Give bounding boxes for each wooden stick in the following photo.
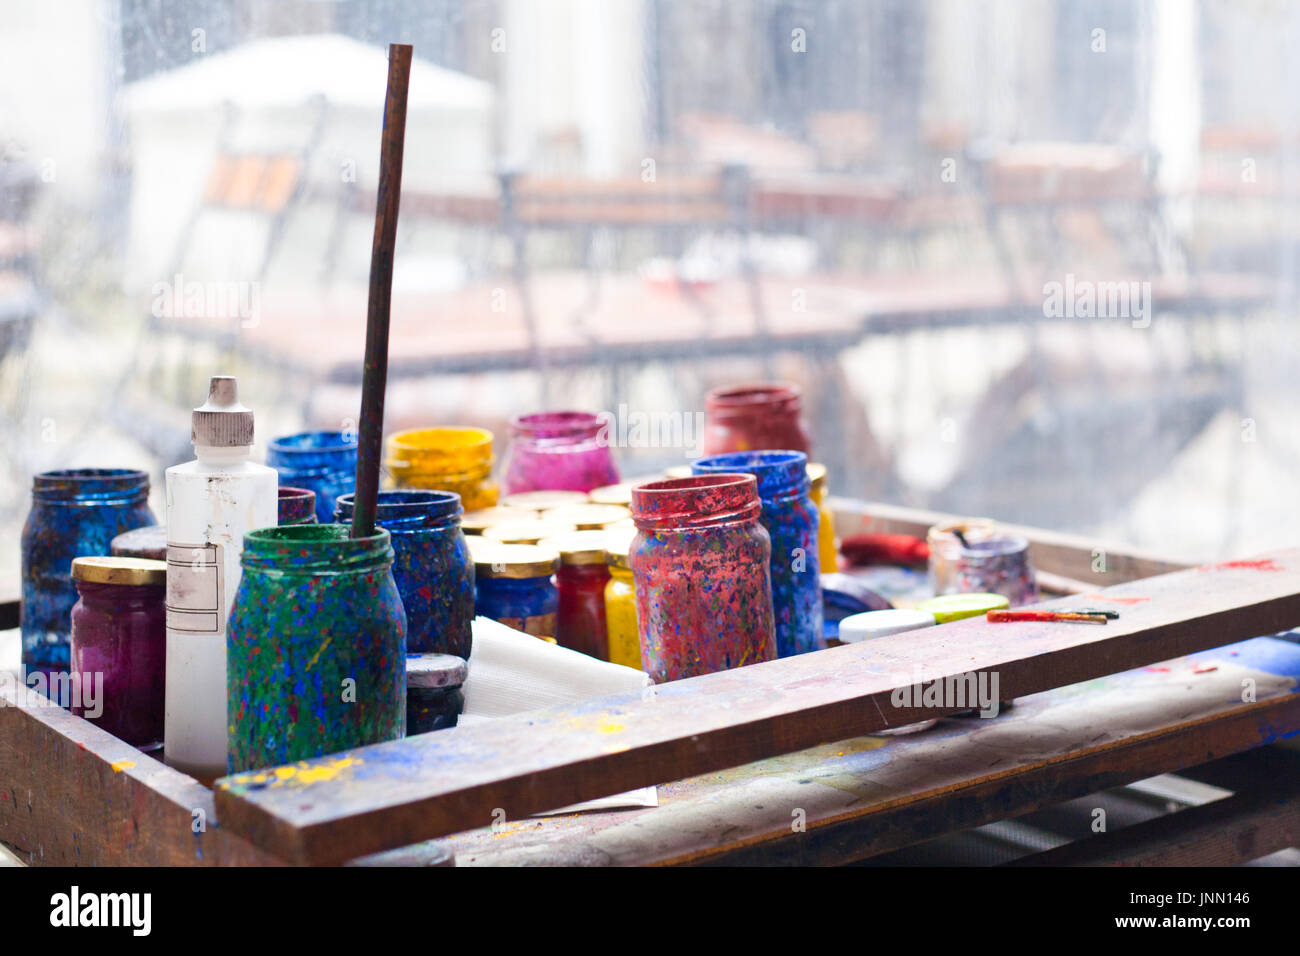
[351,43,412,539]
[213,549,1300,864]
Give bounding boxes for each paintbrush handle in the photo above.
[352,43,413,540]
[986,610,1109,624]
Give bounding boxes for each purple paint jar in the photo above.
[630,474,775,683]
[69,556,167,748]
[277,486,318,525]
[500,411,620,496]
[955,535,1038,607]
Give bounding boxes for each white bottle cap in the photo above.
[838,608,937,643]
[192,375,254,447]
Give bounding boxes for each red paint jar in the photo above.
[539,531,611,660]
[703,383,811,457]
[630,474,775,683]
[68,556,167,748]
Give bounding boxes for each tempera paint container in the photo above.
[276,486,317,525]
[692,450,823,657]
[630,474,776,682]
[21,468,156,674]
[335,490,474,658]
[955,535,1038,607]
[110,523,168,562]
[501,411,621,496]
[470,541,560,639]
[385,427,498,510]
[917,592,1010,623]
[227,524,406,772]
[702,383,811,457]
[266,430,358,524]
[926,518,996,596]
[807,463,838,572]
[538,531,610,660]
[603,529,641,669]
[69,556,167,748]
[406,653,467,735]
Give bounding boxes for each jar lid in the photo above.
[537,530,610,565]
[499,490,588,511]
[587,481,649,506]
[807,462,828,492]
[71,555,167,586]
[192,375,254,447]
[482,519,577,545]
[838,609,936,643]
[662,465,693,480]
[460,505,537,534]
[110,524,168,561]
[469,540,560,578]
[406,653,468,689]
[916,592,1010,623]
[540,503,631,529]
[604,527,637,569]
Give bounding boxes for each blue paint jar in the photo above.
[335,490,475,658]
[406,653,467,734]
[469,541,559,639]
[21,469,156,674]
[692,450,823,657]
[267,430,358,524]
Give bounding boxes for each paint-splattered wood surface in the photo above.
[406,638,1300,866]
[214,549,1300,865]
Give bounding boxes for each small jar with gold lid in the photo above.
[540,503,631,530]
[481,518,577,545]
[68,556,167,748]
[459,505,536,535]
[602,528,642,670]
[806,463,837,572]
[470,541,560,639]
[499,489,588,512]
[538,530,610,659]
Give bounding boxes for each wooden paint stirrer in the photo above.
[352,43,413,539]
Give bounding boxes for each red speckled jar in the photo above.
[629,475,775,683]
[702,384,811,457]
[539,531,610,659]
[501,411,621,495]
[69,557,167,748]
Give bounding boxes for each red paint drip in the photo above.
[1193,664,1218,674]
[1085,594,1150,605]
[1214,559,1283,572]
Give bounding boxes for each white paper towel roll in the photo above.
[461,617,658,813]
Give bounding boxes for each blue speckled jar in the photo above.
[21,469,156,674]
[471,543,559,639]
[692,450,823,657]
[335,490,474,658]
[267,430,358,524]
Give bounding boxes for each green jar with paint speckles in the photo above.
[226,524,406,773]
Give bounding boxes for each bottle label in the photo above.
[496,613,557,640]
[166,542,224,634]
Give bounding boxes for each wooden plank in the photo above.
[0,681,281,866]
[1011,746,1300,867]
[430,640,1300,866]
[214,548,1300,865]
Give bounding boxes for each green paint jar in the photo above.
[227,524,406,773]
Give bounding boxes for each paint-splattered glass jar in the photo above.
[500,411,621,496]
[226,524,406,773]
[469,541,559,639]
[702,383,811,457]
[266,430,357,524]
[955,535,1038,608]
[276,486,317,525]
[385,427,498,511]
[538,531,610,660]
[21,468,156,675]
[630,474,775,682]
[69,556,167,748]
[693,450,824,657]
[603,530,641,669]
[335,490,474,658]
[406,653,467,735]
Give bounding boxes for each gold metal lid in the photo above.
[540,503,631,530]
[604,527,637,570]
[460,505,536,534]
[71,555,167,586]
[806,462,828,492]
[482,519,577,545]
[662,465,693,480]
[537,530,610,565]
[587,476,661,506]
[499,490,588,512]
[470,541,560,578]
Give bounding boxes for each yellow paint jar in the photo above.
[603,530,641,670]
[384,427,498,510]
[807,463,837,572]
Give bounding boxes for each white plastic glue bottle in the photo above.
[164,375,277,783]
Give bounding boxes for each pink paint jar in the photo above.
[68,556,167,748]
[702,383,811,457]
[501,411,621,495]
[630,474,775,683]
